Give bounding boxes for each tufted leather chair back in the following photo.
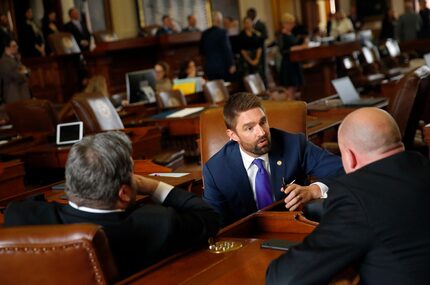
[71,92,124,134]
[0,224,119,285]
[200,100,307,165]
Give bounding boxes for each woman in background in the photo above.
[278,13,308,99]
[41,10,59,55]
[178,59,198,79]
[154,61,172,93]
[380,8,397,40]
[238,17,264,78]
[20,8,45,57]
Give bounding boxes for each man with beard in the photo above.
[202,93,343,225]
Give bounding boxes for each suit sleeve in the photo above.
[221,30,234,67]
[266,184,372,285]
[300,135,344,181]
[162,187,221,246]
[202,163,230,226]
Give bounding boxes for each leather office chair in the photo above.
[156,90,187,109]
[0,224,119,285]
[243,73,267,96]
[339,56,384,88]
[243,73,289,100]
[71,92,162,159]
[203,80,229,104]
[200,100,307,165]
[5,99,59,137]
[388,69,422,140]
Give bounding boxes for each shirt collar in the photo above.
[239,145,269,170]
[68,201,124,213]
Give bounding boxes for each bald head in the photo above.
[212,11,223,27]
[338,108,404,172]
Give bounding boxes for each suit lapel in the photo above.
[228,143,258,212]
[269,136,287,201]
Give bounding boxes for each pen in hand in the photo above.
[281,177,296,191]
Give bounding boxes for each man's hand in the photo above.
[282,184,322,211]
[133,174,159,196]
[229,65,236,74]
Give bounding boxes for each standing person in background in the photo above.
[0,39,31,104]
[182,15,200,33]
[380,8,397,40]
[418,0,430,38]
[396,1,422,42]
[246,8,268,86]
[326,13,334,36]
[200,11,236,81]
[20,8,45,57]
[0,14,12,55]
[238,17,263,78]
[154,61,172,93]
[41,10,59,55]
[63,7,91,52]
[278,13,308,100]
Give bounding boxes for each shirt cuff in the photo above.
[311,182,329,199]
[152,181,174,203]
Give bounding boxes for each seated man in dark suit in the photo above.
[203,93,343,225]
[156,15,179,36]
[5,131,220,278]
[266,108,430,285]
[63,7,91,51]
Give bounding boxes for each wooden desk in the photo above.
[291,41,361,101]
[0,160,26,200]
[119,210,315,285]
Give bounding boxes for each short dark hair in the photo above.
[65,131,133,209]
[68,7,77,17]
[162,14,170,22]
[223,92,263,130]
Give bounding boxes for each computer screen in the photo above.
[56,122,83,145]
[125,69,157,104]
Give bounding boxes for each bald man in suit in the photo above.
[267,108,430,285]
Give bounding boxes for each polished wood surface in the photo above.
[290,41,361,62]
[119,210,315,285]
[291,41,361,101]
[0,160,26,200]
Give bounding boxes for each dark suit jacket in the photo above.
[267,151,430,285]
[0,54,31,103]
[254,19,268,41]
[63,21,91,51]
[203,128,343,225]
[5,188,220,278]
[200,26,235,81]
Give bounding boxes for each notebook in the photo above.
[56,122,83,145]
[331,77,386,106]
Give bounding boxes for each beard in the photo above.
[241,133,272,156]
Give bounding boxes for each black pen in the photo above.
[281,177,296,191]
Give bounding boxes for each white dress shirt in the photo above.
[68,181,174,213]
[238,147,329,201]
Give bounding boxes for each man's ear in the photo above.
[343,147,358,173]
[226,128,239,142]
[118,185,132,204]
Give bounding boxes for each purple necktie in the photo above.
[253,159,273,209]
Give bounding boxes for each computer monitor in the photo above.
[56,121,83,145]
[125,69,157,104]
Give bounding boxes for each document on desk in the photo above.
[166,107,205,118]
[149,173,189,177]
